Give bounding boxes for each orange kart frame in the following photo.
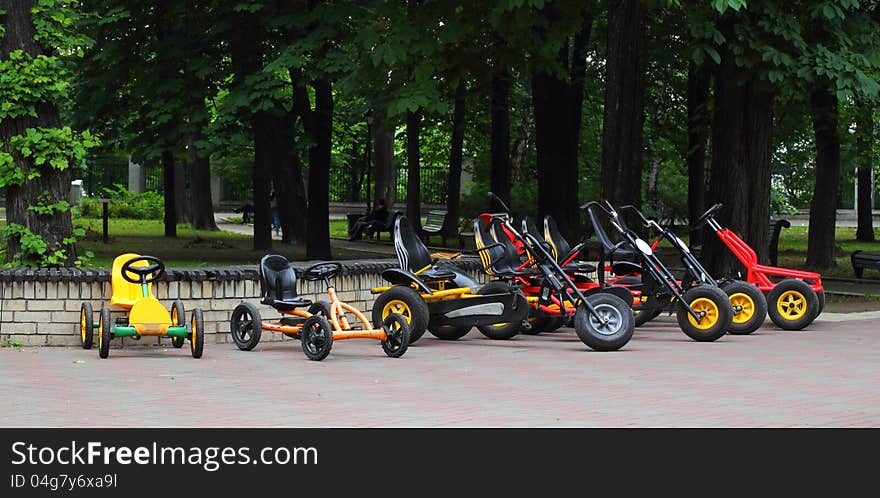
[230,257,410,361]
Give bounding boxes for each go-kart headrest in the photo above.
[543,215,572,263]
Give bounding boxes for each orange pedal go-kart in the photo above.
[79,254,204,359]
[229,256,410,361]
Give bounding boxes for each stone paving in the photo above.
[1,312,877,427]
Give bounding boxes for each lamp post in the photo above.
[364,108,373,213]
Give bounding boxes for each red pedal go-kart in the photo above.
[698,203,824,330]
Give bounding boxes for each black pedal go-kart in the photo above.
[616,205,767,335]
[584,201,734,342]
[370,215,529,343]
[479,193,634,351]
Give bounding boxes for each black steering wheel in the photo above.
[302,261,342,282]
[120,255,166,284]
[698,203,723,225]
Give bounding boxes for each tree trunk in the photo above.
[251,112,274,250]
[162,151,177,238]
[600,0,647,211]
[806,84,841,268]
[0,0,76,264]
[443,78,467,239]
[174,157,189,224]
[702,16,774,276]
[304,80,333,259]
[855,100,875,242]
[490,64,511,205]
[268,112,307,244]
[531,10,593,242]
[406,109,422,232]
[373,116,396,208]
[187,134,218,231]
[687,62,710,249]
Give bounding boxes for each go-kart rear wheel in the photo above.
[815,289,825,317]
[301,315,333,361]
[381,313,410,358]
[475,282,524,340]
[98,306,112,359]
[721,280,767,335]
[170,300,186,348]
[767,278,819,331]
[190,309,204,359]
[676,285,733,342]
[230,302,262,351]
[428,324,471,340]
[372,286,429,344]
[80,302,93,349]
[532,313,568,333]
[574,293,634,351]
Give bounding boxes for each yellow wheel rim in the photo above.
[383,300,412,324]
[171,307,179,326]
[98,316,103,348]
[687,297,720,330]
[191,315,198,345]
[776,290,807,320]
[730,293,755,324]
[80,309,87,343]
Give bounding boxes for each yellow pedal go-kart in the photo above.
[79,254,204,359]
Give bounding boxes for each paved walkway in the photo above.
[2,313,877,427]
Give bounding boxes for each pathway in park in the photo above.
[1,313,877,427]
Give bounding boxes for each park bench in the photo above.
[851,251,880,278]
[370,210,401,241]
[420,210,450,246]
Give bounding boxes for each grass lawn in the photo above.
[74,217,385,268]
[775,226,880,278]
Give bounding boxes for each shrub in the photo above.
[76,184,164,219]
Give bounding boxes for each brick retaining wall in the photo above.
[0,259,487,348]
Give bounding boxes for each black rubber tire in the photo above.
[170,300,186,348]
[301,315,334,361]
[721,280,767,335]
[372,286,430,344]
[633,295,664,328]
[428,324,472,340]
[573,293,635,351]
[190,308,204,359]
[767,278,819,331]
[230,302,262,350]
[80,302,93,349]
[475,281,524,340]
[520,313,541,335]
[381,313,411,358]
[98,306,112,359]
[815,289,825,317]
[676,285,733,342]
[308,301,331,317]
[532,314,568,333]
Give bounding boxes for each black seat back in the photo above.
[543,215,572,263]
[474,217,520,276]
[260,254,299,304]
[586,206,619,255]
[521,216,541,238]
[394,215,432,272]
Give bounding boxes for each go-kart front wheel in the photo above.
[301,315,334,361]
[230,302,262,351]
[381,313,411,358]
[721,280,767,335]
[676,285,733,342]
[80,302,93,349]
[427,324,471,340]
[190,309,204,359]
[170,300,186,348]
[98,306,112,359]
[574,293,634,351]
[767,278,819,331]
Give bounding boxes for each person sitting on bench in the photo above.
[349,199,389,241]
